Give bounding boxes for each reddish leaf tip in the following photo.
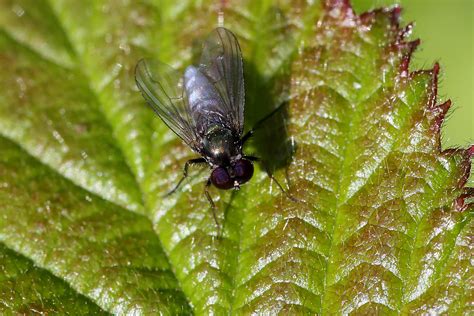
[399,22,414,40]
[429,63,440,108]
[431,100,452,134]
[454,196,471,212]
[439,99,452,112]
[468,145,474,157]
[455,147,474,190]
[432,62,441,75]
[359,6,401,27]
[399,39,420,76]
[409,63,442,106]
[410,38,421,49]
[455,187,474,212]
[389,5,402,25]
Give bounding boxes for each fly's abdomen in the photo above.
[184,66,221,130]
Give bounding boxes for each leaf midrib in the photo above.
[0,1,188,312]
[0,24,144,214]
[44,0,147,213]
[43,0,194,309]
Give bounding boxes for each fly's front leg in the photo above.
[244,155,299,202]
[241,103,287,147]
[204,178,221,235]
[164,157,207,197]
[244,155,259,162]
[241,129,254,146]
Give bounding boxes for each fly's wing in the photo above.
[198,27,245,136]
[135,59,199,150]
[184,65,228,136]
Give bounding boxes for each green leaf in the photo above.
[0,243,108,314]
[0,0,472,314]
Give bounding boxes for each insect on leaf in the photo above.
[0,0,472,315]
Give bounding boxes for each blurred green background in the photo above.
[353,0,473,149]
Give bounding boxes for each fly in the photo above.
[135,27,292,229]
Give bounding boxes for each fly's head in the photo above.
[210,158,254,190]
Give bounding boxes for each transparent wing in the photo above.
[135,59,199,150]
[184,65,230,136]
[198,27,245,136]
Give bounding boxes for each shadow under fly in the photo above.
[243,59,295,178]
[135,27,296,232]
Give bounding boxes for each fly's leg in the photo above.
[204,178,216,209]
[241,103,286,146]
[164,157,207,197]
[204,178,221,236]
[243,155,259,162]
[241,129,254,146]
[244,155,299,202]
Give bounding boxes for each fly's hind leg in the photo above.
[204,178,221,236]
[241,103,287,147]
[244,155,299,202]
[164,157,207,197]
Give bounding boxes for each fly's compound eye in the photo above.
[211,167,234,190]
[234,159,254,185]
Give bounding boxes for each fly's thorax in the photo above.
[201,125,241,165]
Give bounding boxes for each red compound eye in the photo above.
[210,167,234,190]
[233,159,254,185]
